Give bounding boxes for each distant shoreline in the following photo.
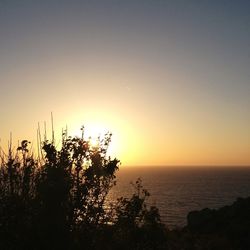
[120,165,250,169]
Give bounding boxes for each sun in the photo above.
[88,137,99,148]
[67,115,134,165]
[71,122,112,149]
[83,124,109,139]
[83,123,116,154]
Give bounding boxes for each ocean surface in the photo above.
[107,166,250,228]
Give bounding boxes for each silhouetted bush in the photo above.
[112,178,167,250]
[0,129,167,250]
[1,128,249,250]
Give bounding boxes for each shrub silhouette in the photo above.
[0,129,167,250]
[112,178,167,250]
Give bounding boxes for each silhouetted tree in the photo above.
[35,131,119,249]
[0,128,167,250]
[112,178,167,250]
[0,140,38,249]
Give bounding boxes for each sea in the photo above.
[107,166,250,229]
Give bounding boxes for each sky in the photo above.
[0,0,249,166]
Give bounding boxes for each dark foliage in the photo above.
[166,197,250,250]
[185,197,250,250]
[0,132,167,250]
[1,129,248,250]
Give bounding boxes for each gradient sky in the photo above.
[0,0,249,166]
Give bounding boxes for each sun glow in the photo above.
[83,124,109,139]
[58,109,155,167]
[70,122,116,155]
[84,124,108,150]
